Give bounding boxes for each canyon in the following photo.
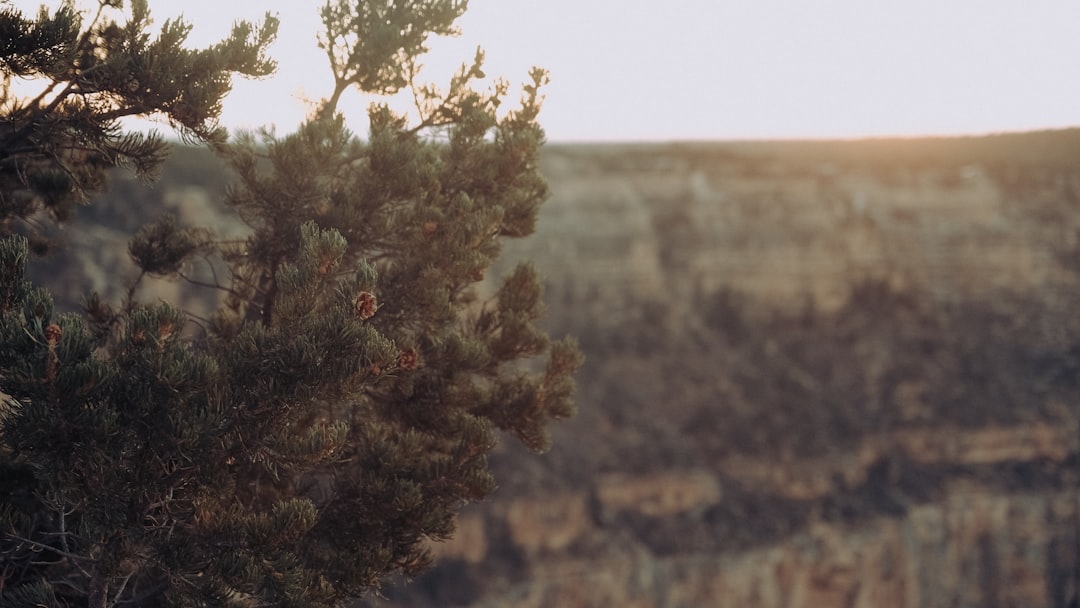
[387,134,1080,607]
[33,131,1080,607]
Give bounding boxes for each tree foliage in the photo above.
[0,1,579,606]
[0,0,277,251]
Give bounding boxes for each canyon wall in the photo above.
[380,136,1080,607]
[413,424,1080,608]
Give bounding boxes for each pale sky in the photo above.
[21,1,1080,141]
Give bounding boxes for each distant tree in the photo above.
[0,1,580,606]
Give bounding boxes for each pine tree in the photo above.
[0,1,580,606]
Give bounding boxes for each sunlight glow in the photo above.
[10,0,1080,141]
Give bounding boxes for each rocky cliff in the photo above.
[404,425,1079,608]
[380,134,1080,607]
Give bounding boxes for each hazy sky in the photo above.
[25,1,1080,141]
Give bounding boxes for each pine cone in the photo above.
[353,292,378,320]
[397,347,419,370]
[44,323,62,345]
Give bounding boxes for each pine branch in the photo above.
[5,533,91,565]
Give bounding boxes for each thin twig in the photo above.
[109,570,134,607]
[177,271,242,299]
[116,580,167,606]
[5,533,91,563]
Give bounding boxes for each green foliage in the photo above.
[0,0,277,250]
[0,2,578,607]
[129,213,212,276]
[319,0,467,102]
